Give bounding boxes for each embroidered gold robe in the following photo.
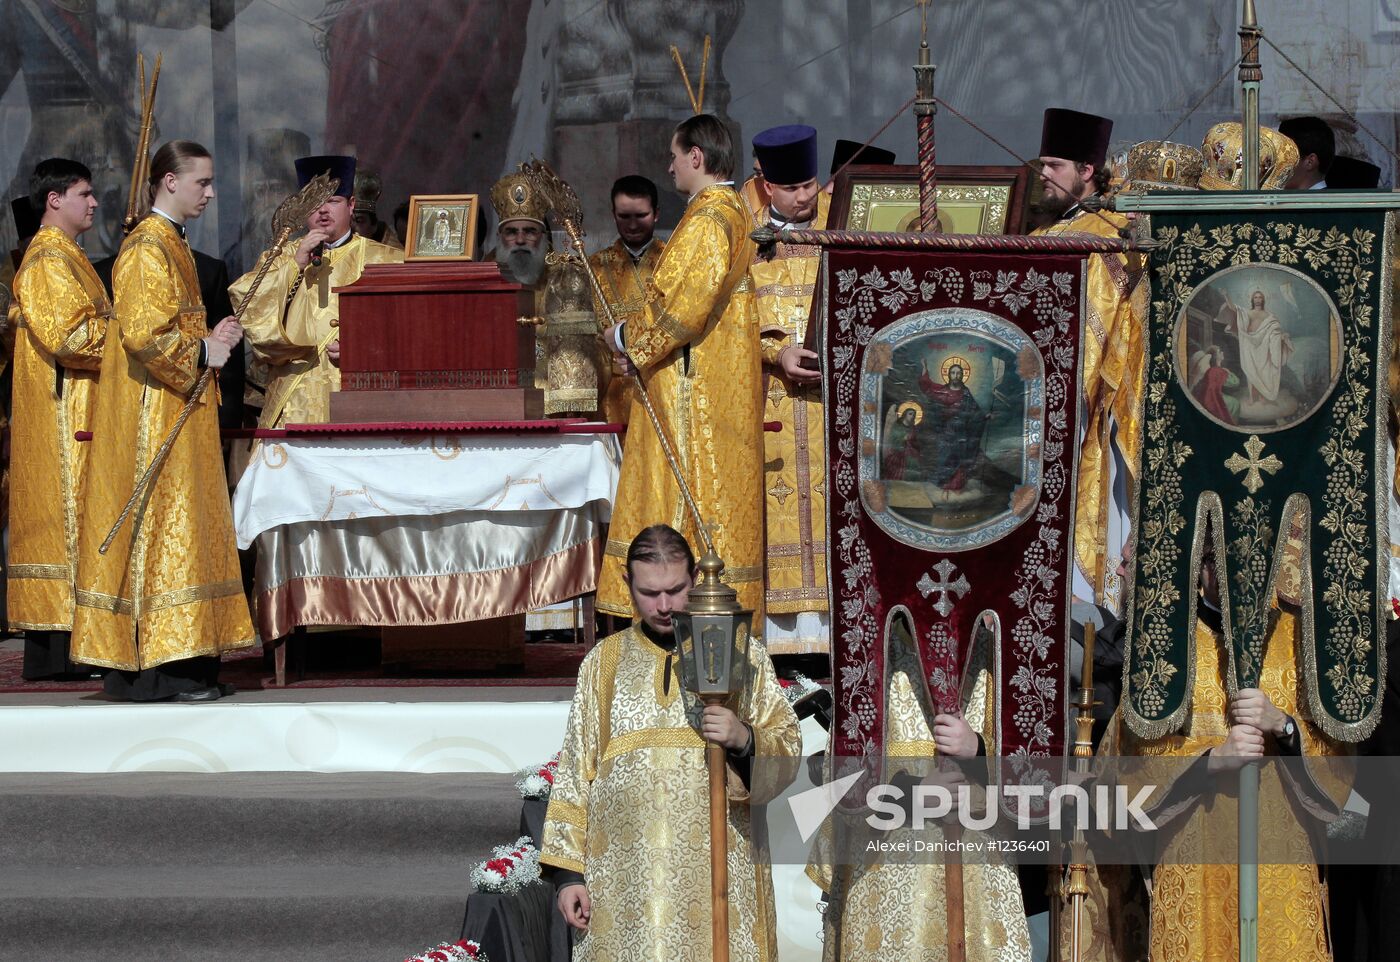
[1032,209,1146,610]
[588,237,666,427]
[1098,608,1350,962]
[753,193,831,654]
[809,630,1032,962]
[6,226,108,631]
[596,185,765,619]
[71,215,253,670]
[540,626,801,962]
[232,233,403,427]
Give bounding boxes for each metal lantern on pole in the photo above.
[671,548,754,962]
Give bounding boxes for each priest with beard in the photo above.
[491,172,551,292]
[1030,108,1147,616]
[490,171,604,417]
[491,172,561,402]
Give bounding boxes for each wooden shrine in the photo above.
[328,260,543,422]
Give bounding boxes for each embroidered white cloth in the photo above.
[233,433,622,549]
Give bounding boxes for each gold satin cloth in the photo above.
[752,194,831,653]
[588,237,666,427]
[6,227,109,631]
[72,214,253,670]
[809,631,1032,962]
[540,626,801,962]
[596,185,765,619]
[232,232,403,427]
[1070,609,1349,962]
[1033,209,1147,606]
[254,507,601,640]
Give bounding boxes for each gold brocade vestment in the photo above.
[752,193,831,654]
[232,233,403,427]
[540,627,801,962]
[1032,208,1146,609]
[587,237,666,426]
[71,215,253,670]
[1079,609,1348,962]
[809,632,1032,962]
[6,226,108,631]
[596,185,765,619]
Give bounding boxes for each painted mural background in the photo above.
[2,0,1397,273]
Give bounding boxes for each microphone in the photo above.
[311,240,325,268]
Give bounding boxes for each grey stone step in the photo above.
[0,772,521,866]
[0,772,527,962]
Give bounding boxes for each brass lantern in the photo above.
[671,550,754,702]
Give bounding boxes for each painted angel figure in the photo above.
[1189,345,1242,425]
[882,402,922,480]
[1218,289,1293,403]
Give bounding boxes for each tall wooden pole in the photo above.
[1237,5,1262,959]
[1239,0,1262,191]
[1067,624,1098,962]
[913,39,938,231]
[705,693,731,962]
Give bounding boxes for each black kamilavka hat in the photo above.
[1040,108,1114,168]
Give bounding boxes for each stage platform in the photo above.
[0,686,576,774]
[0,684,828,961]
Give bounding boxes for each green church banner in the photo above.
[1124,206,1394,742]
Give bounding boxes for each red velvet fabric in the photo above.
[822,249,1087,777]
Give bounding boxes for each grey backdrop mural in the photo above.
[1,0,1397,274]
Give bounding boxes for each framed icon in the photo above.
[405,194,480,261]
[828,164,1031,235]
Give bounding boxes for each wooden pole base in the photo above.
[705,694,730,962]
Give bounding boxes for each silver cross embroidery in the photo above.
[917,559,970,617]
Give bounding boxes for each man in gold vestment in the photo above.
[542,524,800,962]
[597,115,765,619]
[6,159,107,679]
[809,622,1032,962]
[750,125,832,656]
[233,155,403,427]
[73,141,253,702]
[1031,108,1146,615]
[1089,556,1349,962]
[588,175,666,427]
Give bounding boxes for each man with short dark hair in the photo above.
[596,115,766,623]
[587,175,665,426]
[7,158,107,679]
[1279,116,1335,190]
[542,523,799,962]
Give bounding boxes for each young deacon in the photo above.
[6,159,107,679]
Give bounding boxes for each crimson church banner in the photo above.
[1123,205,1395,742]
[822,249,1092,793]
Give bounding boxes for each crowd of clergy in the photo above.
[1,100,1394,961]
